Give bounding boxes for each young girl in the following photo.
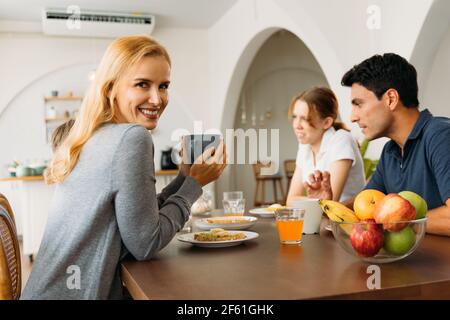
[21,35,226,300]
[51,119,75,151]
[286,87,365,204]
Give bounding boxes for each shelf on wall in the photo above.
[43,94,82,144]
[45,117,73,123]
[44,96,83,102]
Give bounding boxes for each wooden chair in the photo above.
[0,193,21,300]
[284,159,296,192]
[252,161,285,207]
[0,194,15,227]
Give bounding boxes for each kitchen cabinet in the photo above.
[155,169,178,193]
[0,179,24,236]
[0,177,54,259]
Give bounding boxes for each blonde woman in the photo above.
[21,36,226,300]
[286,87,365,205]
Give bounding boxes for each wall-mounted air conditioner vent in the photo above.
[42,8,155,38]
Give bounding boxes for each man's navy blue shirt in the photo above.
[366,109,450,210]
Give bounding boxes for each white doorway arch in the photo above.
[215,22,343,203]
[410,0,450,112]
[219,25,344,134]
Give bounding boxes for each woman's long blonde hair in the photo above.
[45,35,171,184]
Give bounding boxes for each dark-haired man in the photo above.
[306,53,450,236]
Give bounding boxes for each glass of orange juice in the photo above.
[275,208,305,244]
[223,198,245,216]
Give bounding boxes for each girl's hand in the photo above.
[303,170,333,200]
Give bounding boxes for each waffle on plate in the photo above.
[194,228,247,241]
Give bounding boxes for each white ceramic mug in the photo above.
[290,198,323,234]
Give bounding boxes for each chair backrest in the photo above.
[284,159,296,178]
[0,197,21,300]
[0,194,15,228]
[252,161,272,178]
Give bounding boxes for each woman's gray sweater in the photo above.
[21,123,202,299]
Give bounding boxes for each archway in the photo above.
[410,0,450,116]
[216,28,334,205]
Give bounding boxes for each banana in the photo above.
[319,200,359,223]
[324,207,343,223]
[319,200,359,236]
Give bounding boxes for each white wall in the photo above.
[0,33,109,118]
[280,0,432,68]
[0,33,108,172]
[0,63,95,170]
[422,26,450,117]
[409,0,450,104]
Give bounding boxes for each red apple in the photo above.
[373,194,416,232]
[350,219,384,257]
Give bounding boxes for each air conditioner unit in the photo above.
[42,8,155,38]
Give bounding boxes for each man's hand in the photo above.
[303,170,333,200]
[426,199,450,237]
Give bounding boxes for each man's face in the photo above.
[350,83,393,140]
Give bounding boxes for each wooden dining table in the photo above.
[121,210,450,300]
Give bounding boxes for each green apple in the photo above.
[398,191,428,219]
[384,226,416,255]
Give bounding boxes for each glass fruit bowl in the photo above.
[330,218,427,263]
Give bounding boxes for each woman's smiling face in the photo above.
[115,55,171,130]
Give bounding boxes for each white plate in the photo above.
[191,210,212,216]
[248,208,276,218]
[177,231,259,248]
[195,216,258,230]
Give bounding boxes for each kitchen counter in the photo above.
[0,176,54,256]
[0,170,178,182]
[0,176,44,182]
[155,169,178,176]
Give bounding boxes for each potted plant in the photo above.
[359,139,379,181]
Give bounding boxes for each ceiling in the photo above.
[0,0,238,28]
